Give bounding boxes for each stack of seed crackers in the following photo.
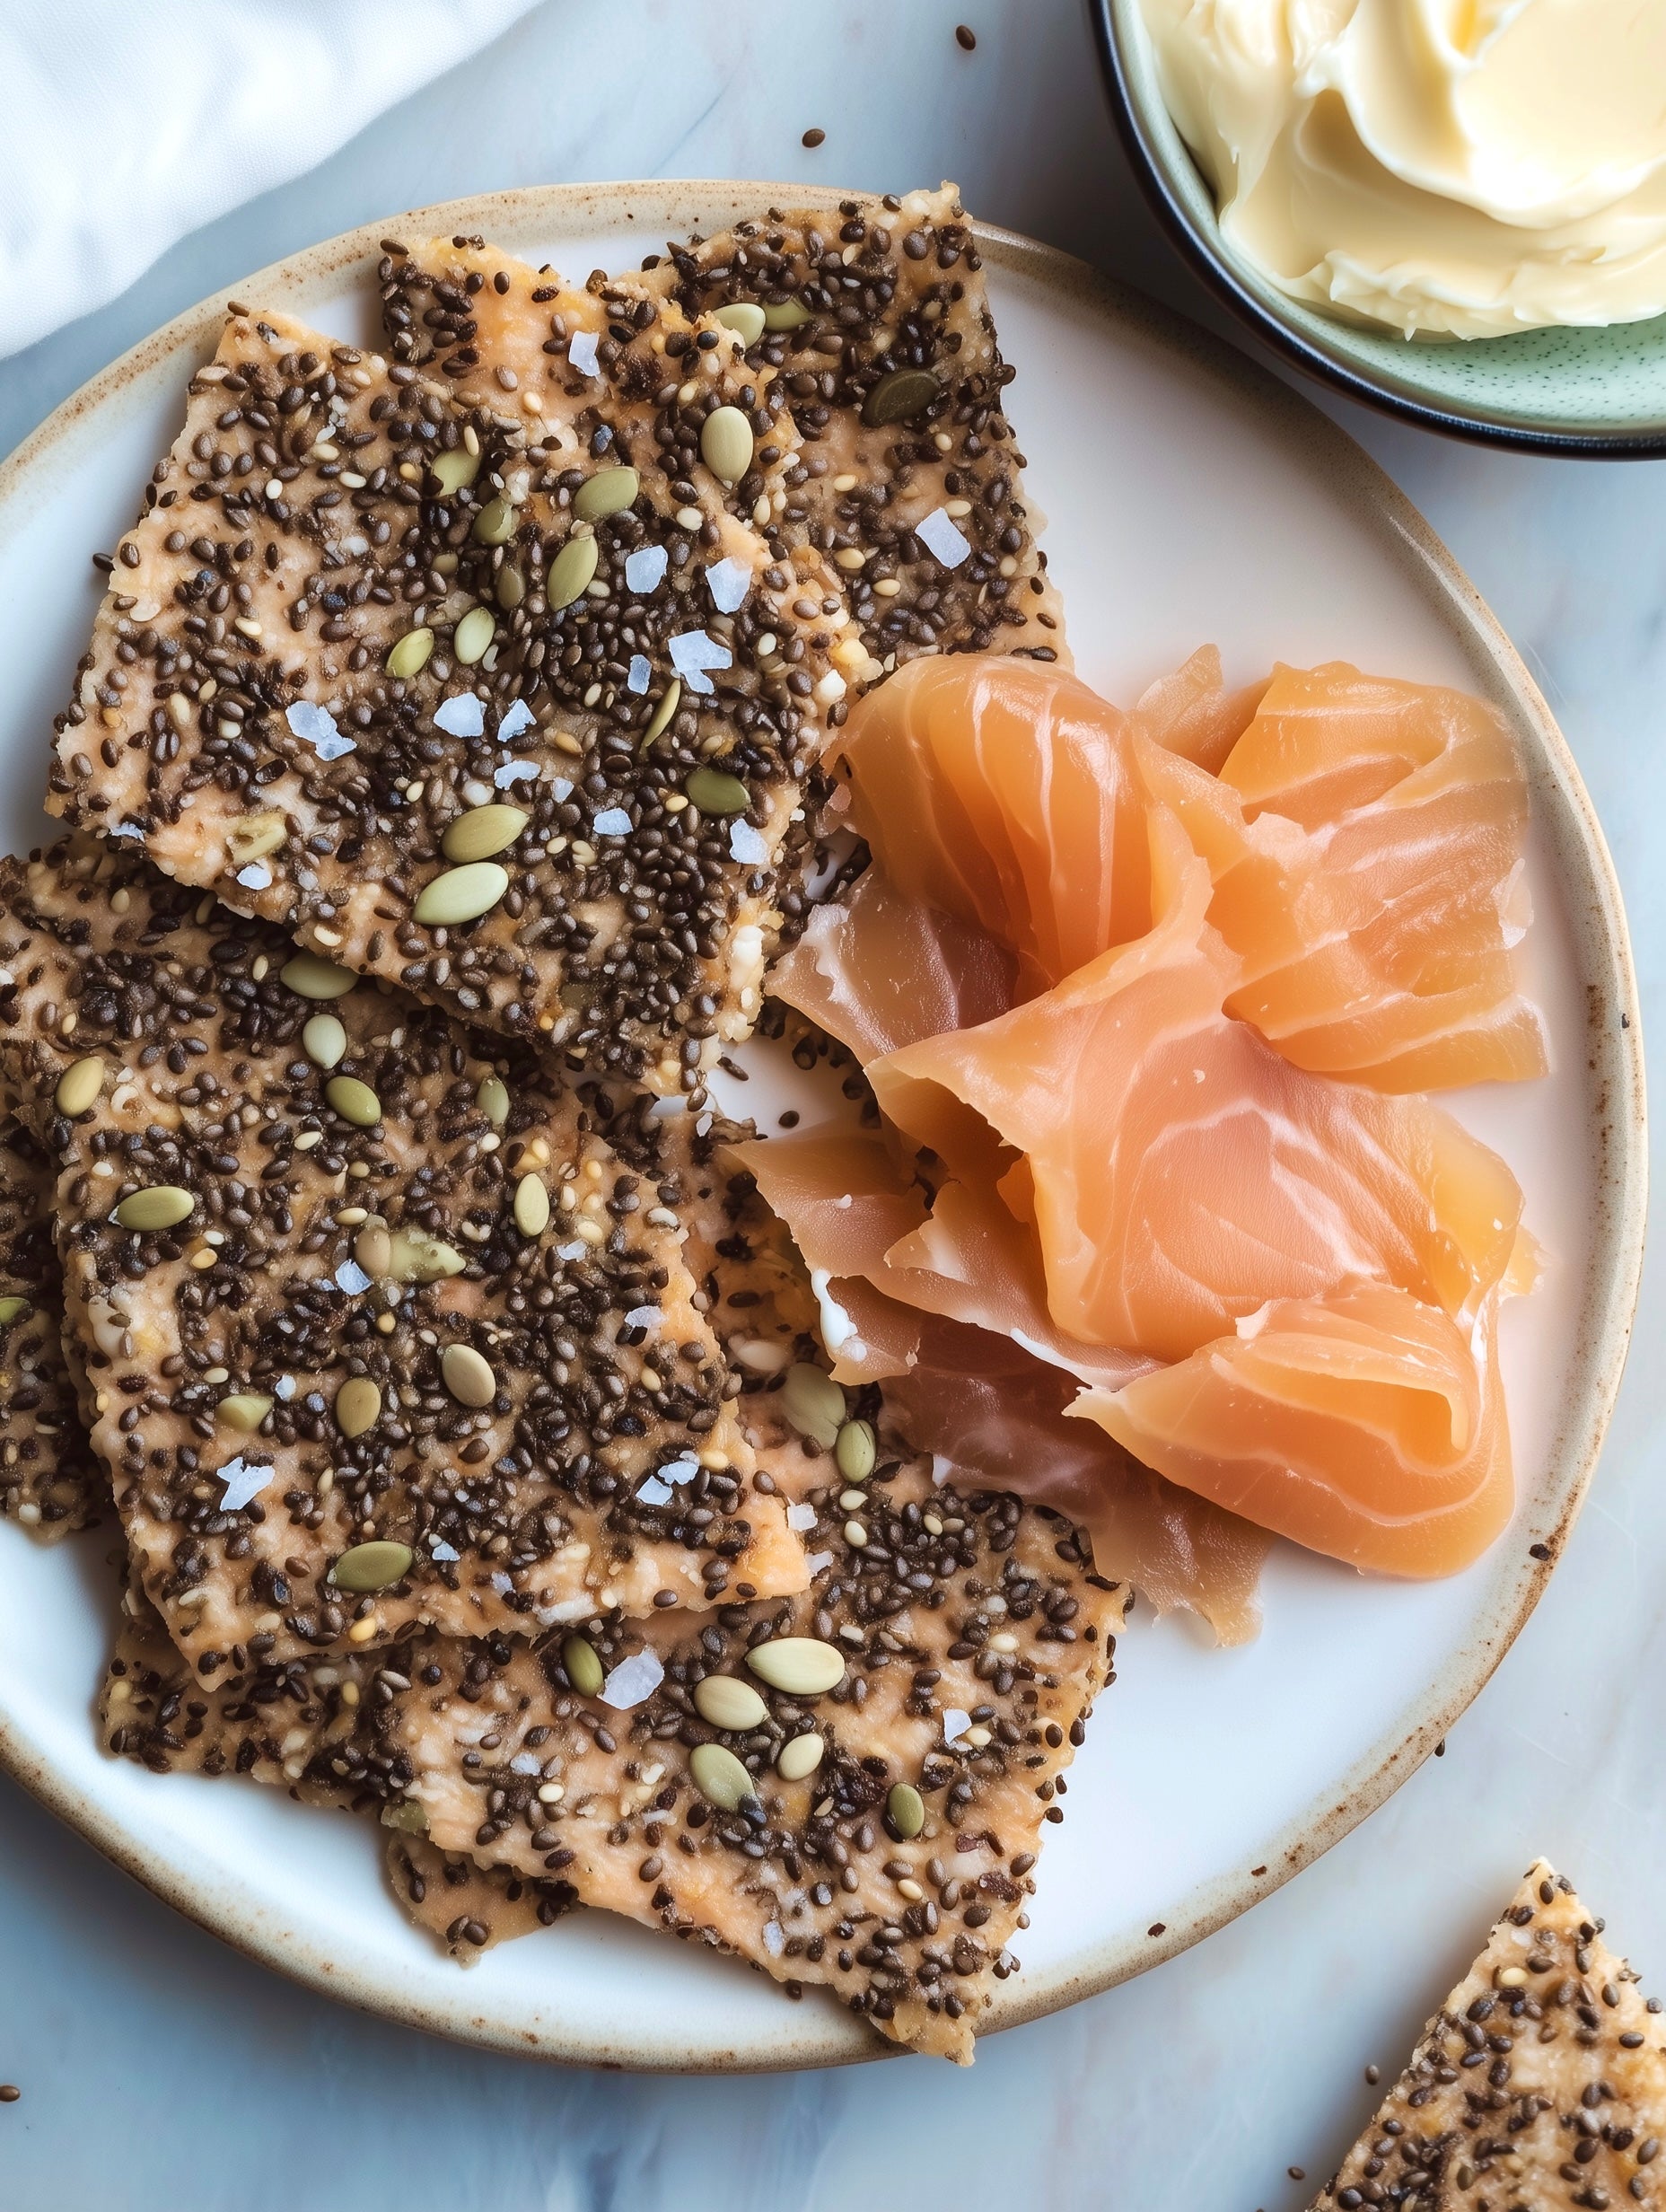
[0,185,1120,2064]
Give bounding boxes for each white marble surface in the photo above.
[0,4,1661,2206]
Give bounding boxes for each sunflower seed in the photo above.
[115,1185,194,1232]
[0,1296,31,1327]
[776,1733,826,1782]
[54,1055,106,1118]
[355,1224,392,1279]
[692,1676,768,1731]
[280,952,356,1000]
[335,1375,382,1437]
[217,1393,273,1432]
[562,1634,604,1696]
[430,449,480,496]
[762,299,812,330]
[862,369,942,426]
[495,564,525,610]
[386,627,435,680]
[513,1172,550,1236]
[442,803,528,863]
[690,1742,757,1812]
[227,811,287,864]
[471,495,517,546]
[387,1228,465,1283]
[685,767,750,815]
[548,532,600,610]
[779,1364,846,1449]
[476,1075,509,1128]
[700,404,755,486]
[325,1075,381,1128]
[887,1783,925,1839]
[835,1418,876,1484]
[441,1343,495,1408]
[715,303,766,347]
[413,861,510,926]
[330,1538,411,1592]
[641,678,682,750]
[381,1797,428,1836]
[453,607,496,666]
[745,1637,846,1696]
[573,466,640,521]
[301,1014,347,1069]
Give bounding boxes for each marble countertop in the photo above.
[2,4,1662,2206]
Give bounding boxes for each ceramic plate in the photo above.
[0,184,1644,2071]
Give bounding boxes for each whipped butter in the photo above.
[1140,0,1666,338]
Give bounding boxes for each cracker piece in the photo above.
[0,838,806,1672]
[640,182,1069,677]
[47,299,846,1086]
[0,1115,102,1538]
[106,1445,1120,2062]
[385,1833,575,1962]
[1312,1859,1666,2209]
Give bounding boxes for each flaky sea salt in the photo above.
[916,505,972,568]
[286,699,356,759]
[601,1648,665,1709]
[434,693,486,739]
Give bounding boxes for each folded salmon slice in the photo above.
[733,1125,1268,1642]
[870,816,1526,1364]
[785,648,1544,1093]
[1072,1284,1512,1579]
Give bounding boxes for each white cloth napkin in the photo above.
[0,0,544,360]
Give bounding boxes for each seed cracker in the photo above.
[385,1833,575,1962]
[0,1115,101,1539]
[103,1442,1120,2063]
[1312,1859,1666,2210]
[47,296,848,1087]
[0,837,807,1672]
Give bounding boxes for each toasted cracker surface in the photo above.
[1313,1859,1666,2210]
[0,1115,101,1539]
[0,838,806,1670]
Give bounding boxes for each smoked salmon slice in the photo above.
[1072,1284,1512,1580]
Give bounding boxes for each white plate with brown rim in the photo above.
[0,182,1645,2072]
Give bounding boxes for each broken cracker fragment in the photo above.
[0,1115,101,1540]
[1311,1858,1666,2209]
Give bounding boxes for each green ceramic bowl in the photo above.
[1092,0,1666,454]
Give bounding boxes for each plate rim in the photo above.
[0,178,1646,2073]
[1088,0,1666,459]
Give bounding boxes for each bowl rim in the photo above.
[1088,0,1666,459]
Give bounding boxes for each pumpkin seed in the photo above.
[690,1742,757,1813]
[386,626,435,680]
[887,1782,925,1839]
[453,606,495,666]
[476,1075,509,1128]
[776,1733,826,1783]
[834,1418,876,1484]
[862,368,942,427]
[430,448,480,496]
[281,952,356,1000]
[548,532,600,610]
[640,678,681,750]
[325,1075,381,1128]
[228,811,287,863]
[387,1227,465,1283]
[744,1637,846,1696]
[335,1375,381,1438]
[563,1634,604,1696]
[442,803,527,863]
[302,1014,346,1069]
[715,303,766,346]
[471,495,517,546]
[513,1172,550,1236]
[330,1538,411,1592]
[381,1797,428,1835]
[355,1224,392,1278]
[685,767,750,815]
[115,1185,194,1233]
[762,298,813,330]
[573,466,640,521]
[413,861,510,927]
[495,563,525,610]
[700,404,755,485]
[441,1343,496,1408]
[217,1393,273,1432]
[0,1296,31,1328]
[692,1675,768,1732]
[779,1363,846,1449]
[54,1054,106,1119]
